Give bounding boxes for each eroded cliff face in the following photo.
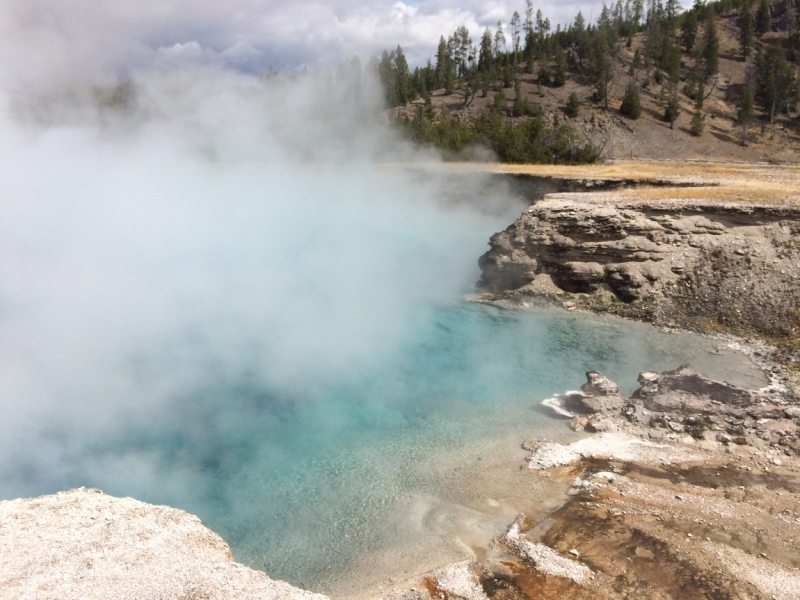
[0,488,329,600]
[478,195,800,340]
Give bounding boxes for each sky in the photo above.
[0,0,607,89]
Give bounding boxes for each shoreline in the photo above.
[473,293,789,390]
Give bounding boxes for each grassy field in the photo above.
[471,161,800,206]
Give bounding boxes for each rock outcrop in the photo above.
[543,365,800,454]
[478,196,800,340]
[0,487,329,600]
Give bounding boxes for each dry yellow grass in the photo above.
[489,160,800,181]
[435,161,800,206]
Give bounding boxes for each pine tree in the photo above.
[494,89,508,113]
[424,59,436,94]
[566,91,580,117]
[511,11,521,66]
[632,48,642,76]
[681,9,698,52]
[494,20,506,56]
[416,67,429,100]
[538,57,551,85]
[553,46,567,86]
[665,0,681,32]
[378,50,398,106]
[592,33,613,110]
[435,36,449,89]
[620,80,643,118]
[755,45,792,123]
[424,96,435,120]
[479,28,494,72]
[513,78,527,116]
[633,0,645,30]
[503,64,514,87]
[394,46,411,105]
[739,0,754,59]
[736,79,755,145]
[756,0,771,36]
[690,83,705,135]
[702,13,720,79]
[690,107,705,135]
[574,12,587,70]
[663,37,682,129]
[525,0,535,42]
[644,0,663,69]
[445,66,455,95]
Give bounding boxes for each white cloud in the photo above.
[0,0,607,90]
[221,40,262,64]
[159,41,209,62]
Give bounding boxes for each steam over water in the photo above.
[0,73,766,595]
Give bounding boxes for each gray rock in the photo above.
[784,407,800,419]
[632,365,757,409]
[667,421,685,433]
[638,371,661,385]
[585,417,617,433]
[581,371,621,396]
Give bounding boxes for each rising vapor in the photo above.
[0,24,525,504]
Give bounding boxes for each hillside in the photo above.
[388,0,800,164]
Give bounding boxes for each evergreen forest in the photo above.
[369,0,800,161]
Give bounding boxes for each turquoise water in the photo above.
[0,151,768,594]
[77,300,763,592]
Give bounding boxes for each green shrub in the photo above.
[566,92,580,118]
[619,81,642,119]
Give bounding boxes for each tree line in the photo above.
[373,0,800,152]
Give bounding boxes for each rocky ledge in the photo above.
[384,366,800,600]
[477,196,800,353]
[0,488,329,600]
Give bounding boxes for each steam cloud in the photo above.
[0,30,525,504]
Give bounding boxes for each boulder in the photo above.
[632,365,756,409]
[0,488,329,600]
[581,371,621,396]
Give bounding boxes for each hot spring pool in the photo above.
[37,300,762,595]
[0,152,769,597]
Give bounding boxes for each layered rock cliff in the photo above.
[478,194,800,342]
[0,488,329,600]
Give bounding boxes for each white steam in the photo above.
[0,66,523,500]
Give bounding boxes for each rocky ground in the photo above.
[381,366,800,600]
[0,488,328,600]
